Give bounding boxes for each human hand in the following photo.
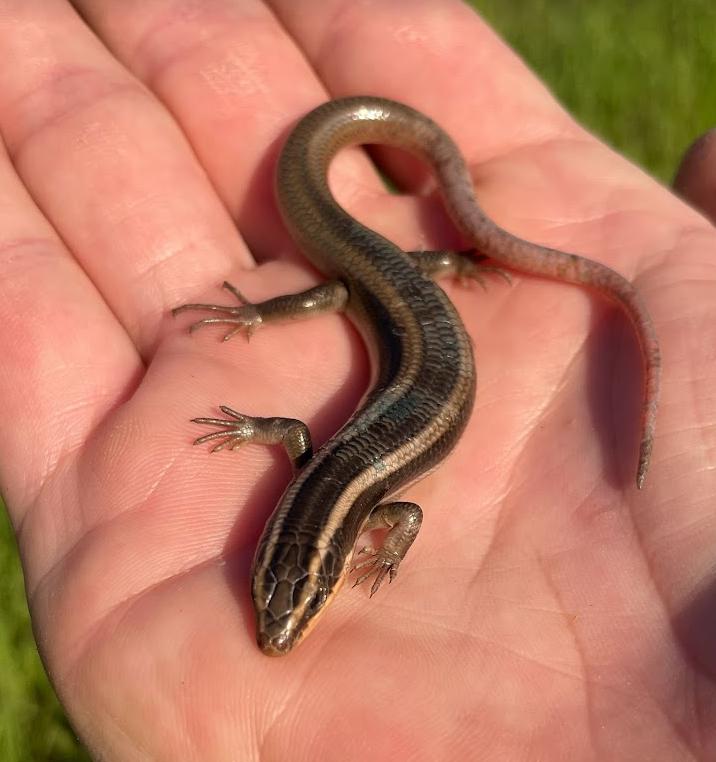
[675,128,716,224]
[0,1,713,760]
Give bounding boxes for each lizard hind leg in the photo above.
[408,249,512,289]
[173,279,349,341]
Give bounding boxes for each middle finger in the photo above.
[0,0,254,354]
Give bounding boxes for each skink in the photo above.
[174,96,660,656]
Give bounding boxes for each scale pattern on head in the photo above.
[252,524,347,655]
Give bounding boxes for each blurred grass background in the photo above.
[1,1,714,759]
[475,0,715,181]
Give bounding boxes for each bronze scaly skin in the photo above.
[174,97,660,656]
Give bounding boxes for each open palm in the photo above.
[1,2,713,760]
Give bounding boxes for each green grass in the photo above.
[0,508,90,761]
[471,0,716,181]
[1,3,714,760]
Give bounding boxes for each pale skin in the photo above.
[0,1,714,760]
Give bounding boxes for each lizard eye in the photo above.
[306,588,327,616]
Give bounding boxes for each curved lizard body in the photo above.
[174,97,660,655]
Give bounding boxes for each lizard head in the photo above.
[251,536,347,656]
